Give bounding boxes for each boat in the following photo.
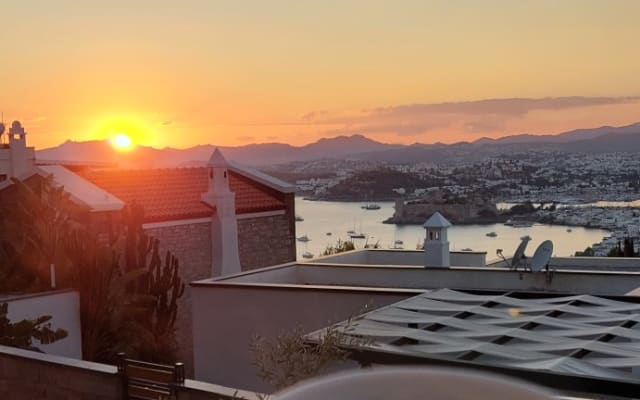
[390,239,404,249]
[504,219,534,227]
[461,248,473,252]
[486,232,498,237]
[349,232,366,239]
[361,203,381,210]
[326,232,332,236]
[297,234,311,242]
[295,215,304,222]
[566,228,572,232]
[520,235,532,241]
[347,229,356,235]
[302,251,314,259]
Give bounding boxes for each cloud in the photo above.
[301,110,328,122]
[161,120,173,126]
[306,96,640,138]
[367,96,640,118]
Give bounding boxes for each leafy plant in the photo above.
[0,176,81,292]
[250,307,373,390]
[0,302,68,352]
[321,239,355,256]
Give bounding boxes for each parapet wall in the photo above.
[0,345,262,400]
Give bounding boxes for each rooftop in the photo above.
[77,167,287,222]
[192,250,640,297]
[307,288,640,398]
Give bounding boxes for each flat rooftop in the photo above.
[193,249,640,297]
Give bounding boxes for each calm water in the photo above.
[295,197,609,261]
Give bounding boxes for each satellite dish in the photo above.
[529,240,553,272]
[511,236,531,268]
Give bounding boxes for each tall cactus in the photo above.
[122,203,185,363]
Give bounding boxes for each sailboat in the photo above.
[349,221,366,239]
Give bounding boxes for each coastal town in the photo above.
[267,149,640,257]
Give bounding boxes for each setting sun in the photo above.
[110,133,133,150]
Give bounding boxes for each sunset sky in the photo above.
[2,0,640,149]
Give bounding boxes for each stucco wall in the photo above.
[191,283,417,391]
[238,212,296,270]
[145,222,212,375]
[2,290,82,359]
[0,345,121,400]
[0,344,261,400]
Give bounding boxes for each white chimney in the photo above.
[201,148,242,277]
[423,212,452,268]
[0,121,35,181]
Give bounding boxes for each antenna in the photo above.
[0,112,5,142]
[529,240,553,272]
[511,235,531,269]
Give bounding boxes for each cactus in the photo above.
[122,203,185,363]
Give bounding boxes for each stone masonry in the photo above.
[238,213,296,270]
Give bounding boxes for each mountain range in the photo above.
[36,122,640,168]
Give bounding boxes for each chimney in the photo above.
[201,148,242,277]
[423,212,452,268]
[0,121,35,181]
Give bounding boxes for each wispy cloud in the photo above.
[304,96,640,137]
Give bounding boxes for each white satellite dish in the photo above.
[529,240,553,272]
[511,236,531,269]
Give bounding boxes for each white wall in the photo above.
[191,283,416,391]
[3,290,82,359]
[313,249,486,267]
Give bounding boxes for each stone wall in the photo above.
[145,221,212,376]
[238,212,296,270]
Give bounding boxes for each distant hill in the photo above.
[36,134,401,168]
[36,123,640,167]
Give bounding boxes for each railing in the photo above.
[117,353,185,400]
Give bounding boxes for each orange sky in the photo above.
[2,1,640,149]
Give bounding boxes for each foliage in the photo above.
[250,312,371,390]
[1,177,184,364]
[63,204,185,364]
[575,247,595,257]
[0,302,68,352]
[0,176,80,292]
[120,203,185,364]
[363,239,380,249]
[321,239,356,256]
[508,201,536,215]
[607,238,637,258]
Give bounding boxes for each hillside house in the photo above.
[0,121,297,372]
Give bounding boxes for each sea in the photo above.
[294,197,609,261]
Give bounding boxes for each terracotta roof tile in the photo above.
[77,167,285,222]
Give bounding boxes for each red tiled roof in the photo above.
[77,167,286,222]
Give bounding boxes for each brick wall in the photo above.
[145,222,212,376]
[238,212,296,270]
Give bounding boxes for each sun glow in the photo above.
[110,133,133,150]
